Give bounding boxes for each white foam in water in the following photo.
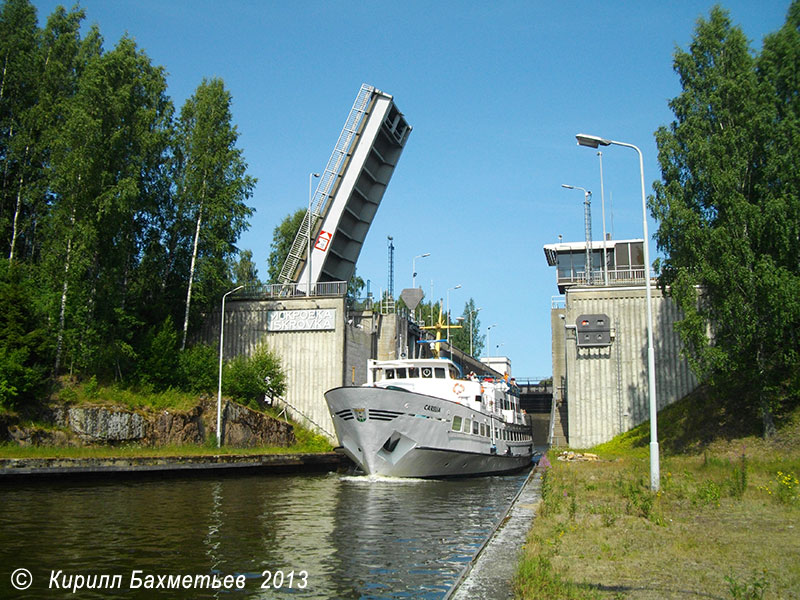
[340,473,433,484]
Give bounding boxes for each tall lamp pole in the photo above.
[576,133,659,491]
[561,184,593,285]
[412,253,430,288]
[597,151,609,285]
[217,284,244,448]
[486,324,497,356]
[307,172,320,296]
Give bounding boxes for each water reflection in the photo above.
[0,470,528,599]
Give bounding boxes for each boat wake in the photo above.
[340,474,433,485]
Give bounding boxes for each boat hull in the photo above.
[325,386,533,478]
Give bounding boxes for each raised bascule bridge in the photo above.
[278,84,411,292]
[204,84,420,440]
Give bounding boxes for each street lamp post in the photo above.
[597,152,609,285]
[576,133,659,491]
[561,184,593,285]
[486,324,497,356]
[217,284,245,448]
[307,172,320,296]
[412,253,430,288]
[446,285,461,347]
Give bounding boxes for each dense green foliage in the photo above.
[266,209,304,284]
[651,3,800,434]
[449,297,485,357]
[0,0,262,407]
[223,344,287,408]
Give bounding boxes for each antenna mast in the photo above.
[387,236,395,298]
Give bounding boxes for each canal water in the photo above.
[0,469,530,599]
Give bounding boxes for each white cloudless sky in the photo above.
[32,0,792,377]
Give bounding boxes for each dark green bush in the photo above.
[138,316,180,389]
[223,344,286,406]
[0,262,52,410]
[178,343,218,394]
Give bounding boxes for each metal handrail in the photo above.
[236,281,348,299]
[556,266,650,287]
[274,395,335,440]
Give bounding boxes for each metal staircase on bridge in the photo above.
[279,84,375,285]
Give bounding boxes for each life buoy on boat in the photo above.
[453,383,465,395]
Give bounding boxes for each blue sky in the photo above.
[31,0,792,377]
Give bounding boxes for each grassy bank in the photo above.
[0,427,332,459]
[514,396,800,599]
[0,379,333,458]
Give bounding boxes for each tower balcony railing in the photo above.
[557,266,649,288]
[236,281,348,299]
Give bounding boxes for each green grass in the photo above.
[1,379,334,457]
[54,377,201,412]
[514,396,800,599]
[0,442,331,459]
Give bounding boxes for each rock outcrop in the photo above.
[0,399,295,448]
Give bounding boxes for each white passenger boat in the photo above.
[325,358,534,478]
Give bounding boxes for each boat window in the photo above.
[385,369,395,379]
[434,368,446,379]
[472,421,479,435]
[451,416,462,432]
[464,419,471,434]
[449,368,458,379]
[421,367,433,378]
[408,367,419,378]
[395,368,407,379]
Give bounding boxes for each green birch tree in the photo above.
[266,208,304,284]
[651,5,800,435]
[233,249,260,287]
[45,29,173,378]
[174,78,255,349]
[0,0,39,262]
[450,297,484,357]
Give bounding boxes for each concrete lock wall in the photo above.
[202,296,374,441]
[560,286,697,448]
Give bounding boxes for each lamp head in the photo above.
[575,133,611,148]
[561,184,574,189]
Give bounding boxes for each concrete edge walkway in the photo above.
[0,452,345,478]
[447,466,543,600]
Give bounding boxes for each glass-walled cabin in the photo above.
[543,239,645,292]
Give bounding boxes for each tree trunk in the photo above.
[757,345,777,439]
[181,198,203,350]
[9,145,29,261]
[54,207,76,375]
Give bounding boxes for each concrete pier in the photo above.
[447,466,543,599]
[0,452,346,479]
